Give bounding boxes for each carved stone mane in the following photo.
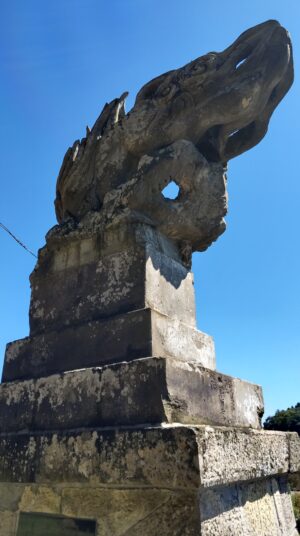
[55,20,293,254]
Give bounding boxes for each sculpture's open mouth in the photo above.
[132,21,293,165]
[196,20,294,163]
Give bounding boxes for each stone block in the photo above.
[18,485,61,514]
[0,425,298,488]
[29,224,196,335]
[0,511,18,536]
[288,432,300,474]
[0,484,24,511]
[200,475,297,535]
[2,310,215,382]
[0,427,199,488]
[0,484,200,536]
[109,491,199,536]
[30,243,146,334]
[0,357,263,432]
[196,426,291,488]
[61,488,199,536]
[1,479,297,536]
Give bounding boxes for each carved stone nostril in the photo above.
[235,57,248,70]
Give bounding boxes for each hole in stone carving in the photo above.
[235,57,248,70]
[228,129,240,138]
[161,181,180,200]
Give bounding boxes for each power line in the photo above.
[0,221,37,258]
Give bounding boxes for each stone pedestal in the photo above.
[2,224,215,383]
[0,222,299,535]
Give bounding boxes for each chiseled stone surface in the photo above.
[289,431,300,474]
[0,483,200,536]
[18,485,61,514]
[3,309,152,381]
[196,426,294,488]
[0,426,298,488]
[61,488,199,536]
[200,475,297,536]
[3,310,215,382]
[0,511,17,536]
[0,478,297,536]
[29,225,196,336]
[151,313,215,368]
[0,427,199,488]
[163,359,263,429]
[0,357,263,433]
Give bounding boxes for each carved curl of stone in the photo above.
[54,20,293,254]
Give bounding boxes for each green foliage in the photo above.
[292,493,300,533]
[264,403,300,435]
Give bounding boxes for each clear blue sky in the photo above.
[0,0,299,420]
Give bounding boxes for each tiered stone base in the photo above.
[1,223,299,534]
[0,425,299,535]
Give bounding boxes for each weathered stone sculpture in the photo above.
[55,19,293,255]
[0,20,299,536]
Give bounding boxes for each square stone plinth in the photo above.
[29,224,196,335]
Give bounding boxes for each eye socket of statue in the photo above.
[136,74,166,101]
[191,62,207,74]
[158,85,172,98]
[142,81,160,99]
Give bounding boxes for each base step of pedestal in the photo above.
[0,426,299,536]
[0,425,298,487]
[0,476,298,536]
[0,357,263,432]
[2,309,215,382]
